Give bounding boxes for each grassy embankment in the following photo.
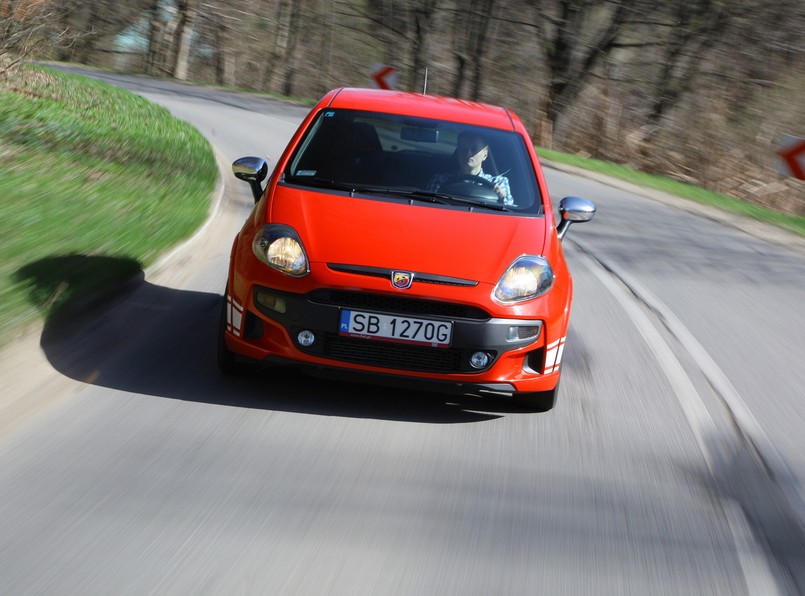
[0,65,216,347]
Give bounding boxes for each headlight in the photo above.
[493,255,554,303]
[252,225,309,277]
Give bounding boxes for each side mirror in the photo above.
[233,156,269,202]
[556,196,596,240]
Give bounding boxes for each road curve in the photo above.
[1,66,804,595]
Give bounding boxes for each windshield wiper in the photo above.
[443,197,511,211]
[381,189,455,204]
[383,189,510,210]
[284,175,360,193]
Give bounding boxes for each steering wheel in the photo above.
[439,174,500,202]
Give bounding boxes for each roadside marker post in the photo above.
[776,134,805,180]
[371,65,399,90]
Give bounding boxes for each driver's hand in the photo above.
[494,184,505,200]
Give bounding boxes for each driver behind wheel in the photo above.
[427,131,513,204]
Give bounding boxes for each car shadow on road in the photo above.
[20,256,510,423]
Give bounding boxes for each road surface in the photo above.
[2,66,805,595]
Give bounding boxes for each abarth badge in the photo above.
[391,271,414,289]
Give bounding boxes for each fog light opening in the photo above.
[469,351,491,369]
[256,290,287,314]
[506,325,541,342]
[297,330,316,347]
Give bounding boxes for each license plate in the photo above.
[339,310,452,347]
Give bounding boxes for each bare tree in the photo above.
[279,1,302,95]
[257,0,301,93]
[171,0,196,79]
[27,0,803,214]
[1,0,70,75]
[524,0,631,146]
[365,0,408,65]
[629,0,729,148]
[47,0,153,63]
[408,0,440,91]
[449,0,496,99]
[145,0,170,75]
[362,0,442,91]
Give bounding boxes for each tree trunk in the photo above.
[408,0,439,92]
[469,0,495,100]
[172,0,195,80]
[281,1,302,96]
[145,0,162,75]
[639,1,727,148]
[530,0,628,145]
[261,0,290,92]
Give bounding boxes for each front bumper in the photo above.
[225,285,564,395]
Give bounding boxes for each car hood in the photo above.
[268,187,548,284]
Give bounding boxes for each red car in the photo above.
[220,88,595,411]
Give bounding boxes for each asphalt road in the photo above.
[2,66,805,595]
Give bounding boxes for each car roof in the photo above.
[320,88,519,132]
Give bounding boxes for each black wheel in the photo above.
[217,294,253,375]
[515,380,559,412]
[439,173,500,202]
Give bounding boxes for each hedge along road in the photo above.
[1,66,805,595]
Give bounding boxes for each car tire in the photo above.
[217,294,253,375]
[516,381,559,412]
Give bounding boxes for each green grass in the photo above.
[536,148,805,238]
[0,65,216,346]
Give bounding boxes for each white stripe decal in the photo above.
[232,309,243,334]
[226,295,244,337]
[543,336,566,374]
[555,342,566,365]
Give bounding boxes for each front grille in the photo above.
[324,334,464,373]
[308,290,489,320]
[327,263,477,287]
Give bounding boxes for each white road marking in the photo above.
[571,241,791,596]
[573,238,805,527]
[723,500,797,596]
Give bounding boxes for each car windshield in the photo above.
[283,108,543,214]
